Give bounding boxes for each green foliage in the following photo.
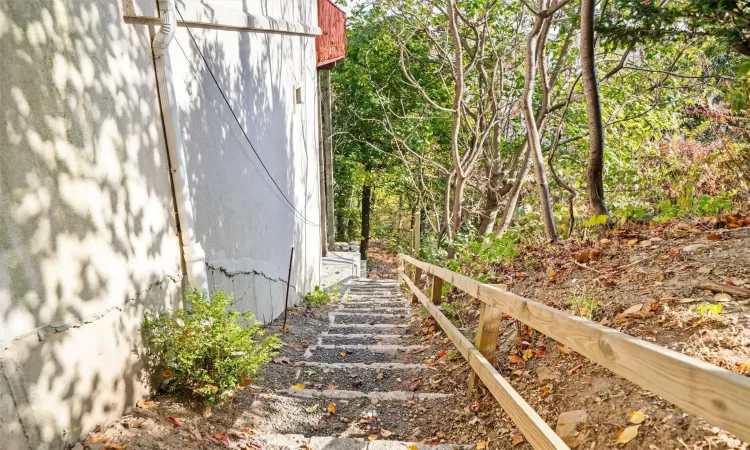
[143,289,280,405]
[442,350,460,361]
[303,286,334,307]
[583,214,610,227]
[568,294,598,321]
[690,302,723,319]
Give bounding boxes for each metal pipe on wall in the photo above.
[153,0,209,293]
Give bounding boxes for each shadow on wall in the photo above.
[0,0,186,448]
[0,0,321,447]
[171,0,321,322]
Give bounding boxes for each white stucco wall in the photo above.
[0,0,184,448]
[167,0,322,323]
[0,0,322,448]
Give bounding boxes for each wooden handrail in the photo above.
[398,253,750,444]
[399,269,569,449]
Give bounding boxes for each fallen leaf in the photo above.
[523,349,534,360]
[408,445,419,450]
[574,251,591,263]
[281,326,291,333]
[329,383,336,390]
[161,369,173,378]
[539,384,553,398]
[136,400,156,409]
[208,385,218,394]
[290,383,306,390]
[381,429,393,438]
[327,403,337,414]
[305,404,319,413]
[213,430,231,447]
[619,304,643,317]
[615,425,640,444]
[628,411,645,425]
[558,345,572,354]
[84,435,109,446]
[368,434,379,441]
[476,441,489,449]
[508,355,524,364]
[669,248,679,256]
[567,363,583,375]
[534,346,547,358]
[167,416,182,428]
[339,352,347,357]
[438,350,447,358]
[101,444,128,450]
[738,362,750,374]
[512,435,524,446]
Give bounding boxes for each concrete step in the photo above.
[278,388,452,402]
[248,434,471,449]
[297,361,428,370]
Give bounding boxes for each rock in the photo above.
[536,366,560,382]
[85,444,103,450]
[714,293,732,302]
[556,410,588,448]
[683,243,709,252]
[649,237,663,242]
[71,444,84,450]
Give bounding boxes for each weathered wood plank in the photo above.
[399,269,568,450]
[412,267,422,305]
[397,254,750,443]
[431,276,444,306]
[468,302,503,393]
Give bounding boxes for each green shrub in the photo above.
[568,294,598,321]
[302,285,333,307]
[143,289,280,405]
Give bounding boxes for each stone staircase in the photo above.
[251,279,472,449]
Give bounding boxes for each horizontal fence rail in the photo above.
[397,253,750,446]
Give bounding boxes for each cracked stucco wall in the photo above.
[0,0,321,448]
[0,0,183,448]
[171,0,322,321]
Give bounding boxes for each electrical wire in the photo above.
[173,8,319,227]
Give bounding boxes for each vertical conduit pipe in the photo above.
[153,0,209,294]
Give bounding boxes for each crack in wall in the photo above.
[0,363,36,449]
[0,274,181,350]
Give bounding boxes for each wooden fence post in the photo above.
[431,276,443,306]
[468,302,503,394]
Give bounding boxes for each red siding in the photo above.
[316,0,347,67]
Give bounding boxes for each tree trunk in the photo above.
[580,0,610,220]
[317,73,328,257]
[439,172,454,248]
[496,146,531,238]
[321,70,336,248]
[447,174,465,259]
[521,15,558,241]
[360,183,372,260]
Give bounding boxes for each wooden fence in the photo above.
[397,253,750,448]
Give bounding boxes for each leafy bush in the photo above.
[302,285,334,307]
[143,289,280,405]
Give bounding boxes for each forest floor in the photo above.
[72,220,750,450]
[396,216,750,450]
